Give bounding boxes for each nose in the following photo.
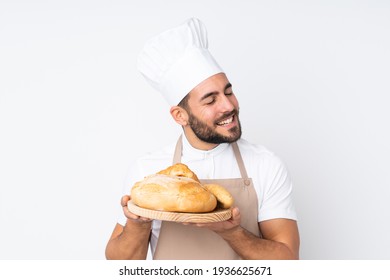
[218,94,236,113]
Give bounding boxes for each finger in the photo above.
[121,196,139,218]
[231,207,240,219]
[120,195,152,223]
[121,195,131,207]
[139,216,152,222]
[124,208,151,222]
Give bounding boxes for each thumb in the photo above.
[231,207,240,219]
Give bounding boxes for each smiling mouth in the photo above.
[216,115,234,126]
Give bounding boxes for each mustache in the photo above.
[215,108,239,123]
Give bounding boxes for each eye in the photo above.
[205,97,216,105]
[225,86,234,96]
[225,90,234,97]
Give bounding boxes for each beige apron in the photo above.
[153,136,261,260]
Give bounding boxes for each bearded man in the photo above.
[105,18,299,260]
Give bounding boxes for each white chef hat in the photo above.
[137,18,223,106]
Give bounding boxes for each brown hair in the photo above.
[177,94,190,111]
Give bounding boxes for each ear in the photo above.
[170,106,189,126]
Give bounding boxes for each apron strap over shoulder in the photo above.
[232,142,249,180]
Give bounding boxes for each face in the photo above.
[184,73,242,145]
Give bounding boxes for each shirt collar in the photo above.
[181,133,229,160]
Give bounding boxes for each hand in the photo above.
[121,195,152,223]
[184,207,241,234]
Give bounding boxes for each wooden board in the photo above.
[127,200,232,223]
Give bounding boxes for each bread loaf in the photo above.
[203,184,234,209]
[131,174,217,212]
[157,163,200,182]
[130,163,233,213]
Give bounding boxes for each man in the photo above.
[105,18,299,260]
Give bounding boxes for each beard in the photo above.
[187,109,242,144]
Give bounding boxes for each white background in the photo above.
[1,0,389,260]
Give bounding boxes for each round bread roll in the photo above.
[157,163,200,182]
[203,184,234,209]
[131,174,217,213]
